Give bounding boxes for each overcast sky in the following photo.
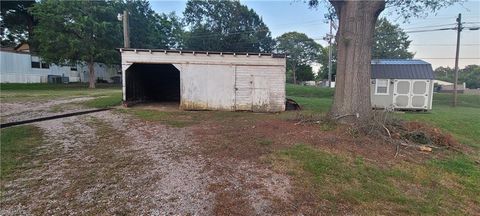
[149,0,480,69]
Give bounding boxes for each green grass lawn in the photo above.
[286,84,480,148]
[284,84,480,214]
[1,83,122,108]
[1,83,478,214]
[286,84,333,113]
[1,125,44,179]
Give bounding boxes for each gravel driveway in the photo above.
[0,110,291,215]
[0,97,96,124]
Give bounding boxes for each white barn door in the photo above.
[411,80,429,109]
[393,79,429,109]
[235,66,282,112]
[234,67,254,111]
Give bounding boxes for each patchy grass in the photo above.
[402,94,480,148]
[0,83,120,91]
[278,85,480,214]
[0,83,121,103]
[286,84,334,98]
[286,84,333,113]
[285,85,479,148]
[257,138,273,146]
[0,125,43,179]
[117,108,200,128]
[84,94,122,108]
[277,144,479,215]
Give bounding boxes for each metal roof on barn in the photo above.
[371,59,434,79]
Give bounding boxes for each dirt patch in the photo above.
[191,112,464,214]
[195,117,446,166]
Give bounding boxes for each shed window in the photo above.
[375,79,389,95]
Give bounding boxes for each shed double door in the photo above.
[393,79,430,109]
[234,66,272,112]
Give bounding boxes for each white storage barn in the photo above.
[370,59,435,110]
[120,49,286,112]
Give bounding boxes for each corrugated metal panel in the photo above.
[371,59,434,79]
[119,48,286,58]
[371,59,430,65]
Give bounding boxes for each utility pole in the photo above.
[123,10,130,48]
[453,13,462,107]
[323,20,334,88]
[328,20,333,88]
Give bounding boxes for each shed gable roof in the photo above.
[371,59,434,79]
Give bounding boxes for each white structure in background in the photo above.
[433,79,466,93]
[0,49,120,83]
[120,48,286,112]
[370,59,434,110]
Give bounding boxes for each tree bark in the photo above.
[88,60,96,89]
[329,0,385,123]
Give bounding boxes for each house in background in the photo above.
[0,44,120,84]
[14,42,31,53]
[370,59,434,111]
[433,79,466,93]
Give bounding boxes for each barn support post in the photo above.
[121,63,131,104]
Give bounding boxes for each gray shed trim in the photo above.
[371,59,435,79]
[118,48,286,58]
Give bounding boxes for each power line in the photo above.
[411,44,480,46]
[403,23,456,30]
[414,57,480,59]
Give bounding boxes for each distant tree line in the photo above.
[435,65,480,89]
[1,0,422,87]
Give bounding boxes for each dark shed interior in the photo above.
[125,63,180,103]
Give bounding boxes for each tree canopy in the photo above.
[372,18,414,59]
[277,32,321,83]
[31,0,122,88]
[183,0,275,52]
[318,18,413,81]
[307,0,458,123]
[0,0,36,47]
[434,65,480,89]
[122,0,183,49]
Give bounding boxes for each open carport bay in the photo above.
[125,63,180,103]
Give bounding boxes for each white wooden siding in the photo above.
[181,64,236,111]
[235,66,285,112]
[121,50,286,112]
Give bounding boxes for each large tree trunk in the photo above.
[88,60,96,89]
[329,0,385,123]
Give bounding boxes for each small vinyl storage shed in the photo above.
[370,59,435,110]
[120,49,286,112]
